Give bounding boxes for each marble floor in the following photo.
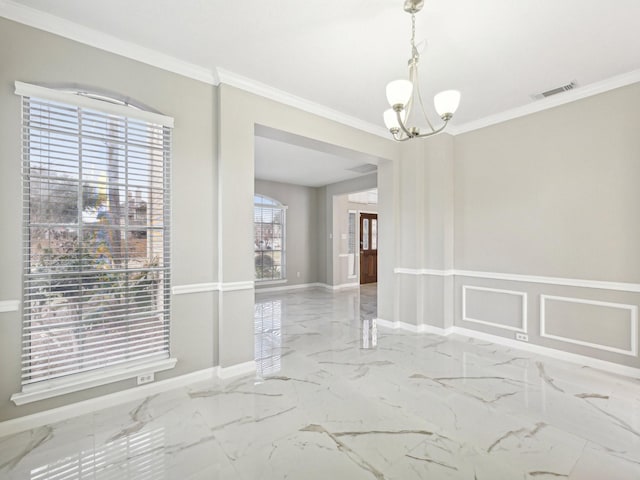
[1,285,640,479]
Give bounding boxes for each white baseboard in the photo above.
[324,282,360,291]
[374,318,398,330]
[255,282,362,293]
[0,360,258,438]
[377,318,640,379]
[375,318,452,336]
[255,282,323,293]
[450,326,640,379]
[218,361,256,379]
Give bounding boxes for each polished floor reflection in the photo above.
[2,285,640,479]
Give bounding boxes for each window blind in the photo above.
[19,85,172,386]
[253,195,286,281]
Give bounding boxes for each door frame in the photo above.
[359,210,378,285]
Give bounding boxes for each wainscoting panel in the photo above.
[462,285,527,333]
[541,295,638,356]
[396,269,640,368]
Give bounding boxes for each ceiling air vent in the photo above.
[347,164,377,174]
[532,81,577,100]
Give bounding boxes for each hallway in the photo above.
[1,286,639,479]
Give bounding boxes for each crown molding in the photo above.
[452,69,640,135]
[3,0,638,139]
[0,0,388,138]
[0,0,217,85]
[216,68,390,139]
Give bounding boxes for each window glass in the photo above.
[348,211,356,277]
[363,218,369,250]
[372,218,377,250]
[254,194,286,281]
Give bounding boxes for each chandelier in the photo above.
[383,0,460,141]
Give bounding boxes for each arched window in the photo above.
[254,194,286,281]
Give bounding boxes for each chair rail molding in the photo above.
[393,268,640,293]
[0,300,20,313]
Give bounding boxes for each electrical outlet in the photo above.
[137,373,155,385]
[515,333,529,342]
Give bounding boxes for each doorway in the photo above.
[360,213,378,284]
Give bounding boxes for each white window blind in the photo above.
[254,194,286,281]
[19,83,172,387]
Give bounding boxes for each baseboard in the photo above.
[450,326,640,379]
[218,361,256,379]
[417,324,454,335]
[0,360,257,438]
[323,282,360,291]
[255,282,323,293]
[256,282,362,293]
[376,319,640,379]
[375,318,453,336]
[374,318,398,329]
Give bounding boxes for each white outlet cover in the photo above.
[137,373,155,385]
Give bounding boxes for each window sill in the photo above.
[11,357,177,406]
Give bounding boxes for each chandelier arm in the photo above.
[392,130,405,141]
[413,119,449,139]
[393,120,448,142]
[395,135,414,142]
[414,71,436,132]
[395,109,415,138]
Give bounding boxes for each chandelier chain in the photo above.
[409,12,435,132]
[411,14,417,60]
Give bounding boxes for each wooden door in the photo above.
[360,213,378,284]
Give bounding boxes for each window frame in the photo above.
[11,82,176,405]
[254,194,287,283]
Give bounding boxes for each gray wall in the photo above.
[254,179,321,287]
[393,135,455,329]
[454,83,640,282]
[452,83,640,368]
[384,83,640,370]
[0,18,218,420]
[217,84,397,370]
[255,177,381,289]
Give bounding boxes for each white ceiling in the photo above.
[255,126,380,187]
[5,0,640,185]
[255,136,377,188]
